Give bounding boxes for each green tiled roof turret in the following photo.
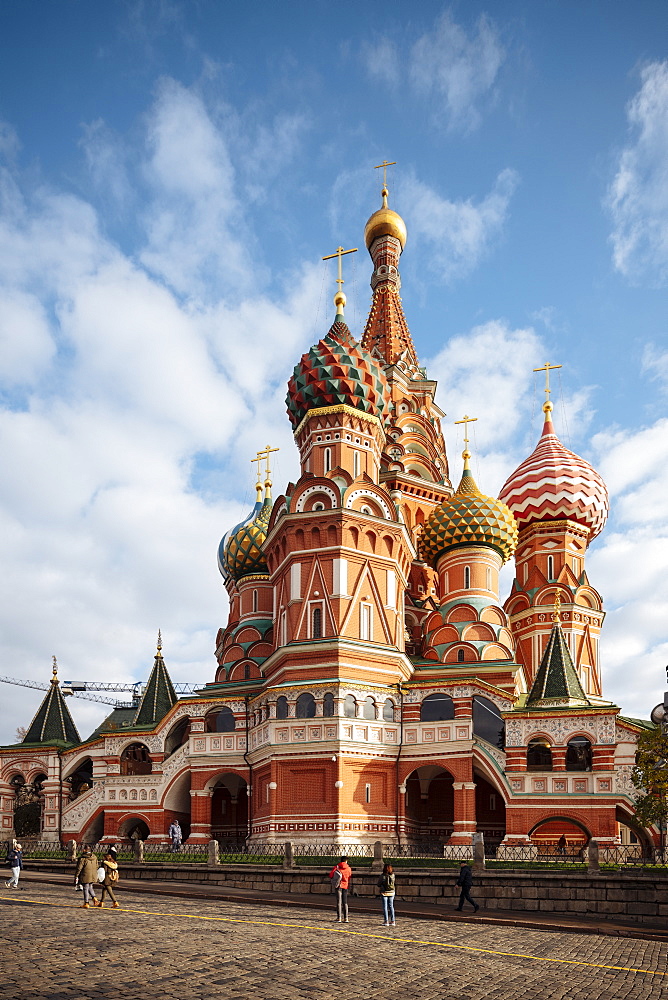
[23,657,80,746]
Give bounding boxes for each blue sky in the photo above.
[0,0,667,743]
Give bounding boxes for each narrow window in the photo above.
[457,649,465,663]
[312,606,322,639]
[572,558,578,575]
[323,693,335,717]
[486,568,492,591]
[344,694,357,718]
[547,555,554,580]
[489,793,496,811]
[353,451,360,477]
[365,783,371,804]
[524,563,529,584]
[276,696,288,720]
[363,696,376,720]
[324,447,331,473]
[464,566,470,589]
[383,699,394,722]
[244,663,251,680]
[360,603,372,641]
[252,589,258,612]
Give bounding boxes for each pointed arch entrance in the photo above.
[210,772,248,845]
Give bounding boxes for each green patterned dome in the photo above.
[218,497,272,583]
[420,458,518,567]
[286,313,390,429]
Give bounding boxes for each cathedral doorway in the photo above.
[404,765,454,843]
[211,773,248,846]
[529,816,590,854]
[473,772,506,848]
[118,816,150,841]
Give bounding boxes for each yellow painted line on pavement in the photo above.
[2,894,666,978]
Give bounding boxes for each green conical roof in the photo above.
[526,622,590,708]
[133,635,178,728]
[23,659,80,745]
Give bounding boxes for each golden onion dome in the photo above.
[364,187,407,251]
[420,453,518,568]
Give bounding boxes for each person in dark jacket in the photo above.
[377,863,396,926]
[328,856,352,922]
[5,844,23,889]
[455,861,479,912]
[74,846,98,907]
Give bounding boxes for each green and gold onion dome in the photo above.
[286,305,390,430]
[420,451,518,568]
[218,489,272,583]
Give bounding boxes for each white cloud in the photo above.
[363,37,400,88]
[641,342,668,392]
[402,168,519,283]
[0,289,55,386]
[607,61,668,285]
[409,11,505,131]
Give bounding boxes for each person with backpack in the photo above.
[455,861,479,912]
[328,855,352,922]
[74,845,99,908]
[96,851,120,908]
[377,863,396,926]
[4,843,22,889]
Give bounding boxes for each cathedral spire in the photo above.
[22,656,80,745]
[361,169,418,369]
[133,633,178,728]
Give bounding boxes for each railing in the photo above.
[486,844,587,869]
[599,845,668,870]
[10,840,69,860]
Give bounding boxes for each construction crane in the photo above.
[0,675,204,708]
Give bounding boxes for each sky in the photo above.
[0,0,667,744]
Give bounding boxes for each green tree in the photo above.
[631,725,668,846]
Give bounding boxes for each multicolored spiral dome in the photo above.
[218,498,272,582]
[498,411,609,542]
[286,316,390,430]
[420,462,518,567]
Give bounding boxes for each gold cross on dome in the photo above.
[322,245,358,295]
[533,362,562,402]
[454,414,478,449]
[256,444,279,480]
[374,160,396,191]
[552,591,562,623]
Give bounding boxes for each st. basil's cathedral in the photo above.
[0,180,651,852]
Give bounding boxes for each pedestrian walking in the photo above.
[328,855,352,922]
[377,863,396,926]
[168,819,182,852]
[557,834,567,856]
[96,851,120,909]
[74,845,99,908]
[455,861,479,912]
[4,843,23,889]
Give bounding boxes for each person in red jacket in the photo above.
[328,856,352,922]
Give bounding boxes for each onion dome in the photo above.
[286,310,390,430]
[218,461,274,583]
[364,186,407,250]
[420,452,518,567]
[498,403,609,542]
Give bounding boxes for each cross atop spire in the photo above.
[255,444,279,499]
[374,160,396,203]
[533,362,562,416]
[454,414,478,467]
[322,246,358,317]
[51,654,59,686]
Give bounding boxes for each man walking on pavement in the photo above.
[4,843,23,890]
[328,855,352,922]
[455,860,479,912]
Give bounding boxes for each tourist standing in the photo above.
[377,863,396,926]
[557,834,567,856]
[4,843,23,889]
[75,845,99,908]
[168,819,182,852]
[328,856,352,922]
[97,851,120,908]
[455,861,479,912]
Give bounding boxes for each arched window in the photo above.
[472,696,505,749]
[120,742,153,776]
[252,589,258,612]
[527,738,553,771]
[244,663,251,680]
[457,649,465,663]
[420,693,455,722]
[323,692,335,717]
[206,706,236,733]
[566,736,592,771]
[312,606,322,639]
[464,566,471,589]
[344,694,357,718]
[547,556,554,580]
[164,718,190,757]
[486,568,492,591]
[363,696,376,720]
[276,696,289,720]
[324,447,332,473]
[383,698,395,722]
[296,692,316,719]
[353,451,360,477]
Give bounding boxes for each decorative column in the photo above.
[189,789,213,843]
[552,748,567,771]
[396,782,407,847]
[447,781,477,846]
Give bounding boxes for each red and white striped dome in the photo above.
[498,411,609,543]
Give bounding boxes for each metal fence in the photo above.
[9,840,69,860]
[599,845,668,869]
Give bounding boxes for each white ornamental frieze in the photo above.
[615,764,636,796]
[61,781,105,829]
[161,743,190,782]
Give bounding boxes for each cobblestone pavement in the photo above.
[0,882,666,1000]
